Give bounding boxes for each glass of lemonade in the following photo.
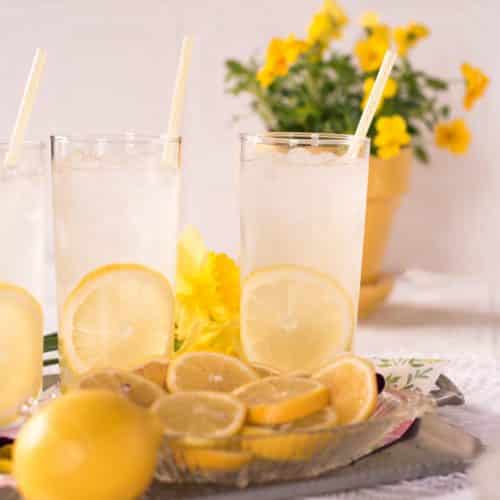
[239,133,370,373]
[51,134,181,387]
[0,142,46,425]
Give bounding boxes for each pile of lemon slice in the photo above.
[78,350,378,471]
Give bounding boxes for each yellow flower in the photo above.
[360,11,379,28]
[435,119,471,154]
[393,23,429,56]
[361,77,398,109]
[175,226,242,355]
[307,0,349,46]
[283,34,309,65]
[374,115,411,159]
[461,63,489,110]
[370,24,391,43]
[257,36,308,88]
[203,252,240,320]
[256,67,273,88]
[355,35,389,72]
[176,319,241,358]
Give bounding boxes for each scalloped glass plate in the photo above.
[155,388,435,487]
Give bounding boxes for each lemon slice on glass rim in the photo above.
[60,263,174,378]
[241,265,354,373]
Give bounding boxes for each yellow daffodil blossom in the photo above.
[435,119,471,154]
[362,77,398,109]
[355,34,389,72]
[461,63,489,110]
[360,11,380,28]
[307,0,349,47]
[393,23,429,56]
[374,115,411,159]
[175,226,242,355]
[257,35,309,88]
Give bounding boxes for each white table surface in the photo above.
[43,269,500,499]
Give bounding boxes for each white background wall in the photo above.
[1,0,498,277]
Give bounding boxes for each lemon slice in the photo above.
[315,354,378,425]
[233,376,329,425]
[60,264,174,377]
[242,407,338,461]
[172,446,253,472]
[78,369,165,409]
[250,363,281,378]
[241,265,354,373]
[0,283,43,426]
[132,356,169,389]
[167,352,258,393]
[152,392,246,439]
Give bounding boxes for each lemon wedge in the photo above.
[241,265,354,373]
[0,283,43,426]
[60,264,174,380]
[167,352,258,393]
[315,354,378,425]
[233,376,329,425]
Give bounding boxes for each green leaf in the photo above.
[425,77,448,91]
[413,144,430,164]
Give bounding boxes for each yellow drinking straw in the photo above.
[162,36,194,166]
[347,49,397,158]
[4,48,47,168]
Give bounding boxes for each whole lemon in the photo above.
[13,390,162,500]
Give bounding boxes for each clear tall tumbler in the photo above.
[239,133,370,373]
[51,134,181,388]
[0,142,46,425]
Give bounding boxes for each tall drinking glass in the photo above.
[0,142,46,425]
[51,134,181,388]
[239,133,370,373]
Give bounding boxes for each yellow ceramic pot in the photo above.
[359,148,412,318]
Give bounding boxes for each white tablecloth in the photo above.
[43,270,500,499]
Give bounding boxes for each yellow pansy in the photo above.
[461,63,489,110]
[370,24,391,43]
[283,34,310,65]
[175,226,242,355]
[362,77,398,109]
[374,115,411,159]
[308,0,349,46]
[355,35,389,72]
[360,11,380,28]
[435,119,471,154]
[393,23,429,56]
[257,36,308,88]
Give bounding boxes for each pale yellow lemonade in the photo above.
[0,143,46,425]
[239,134,369,373]
[51,135,180,388]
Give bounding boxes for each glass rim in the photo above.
[240,132,370,147]
[51,133,181,145]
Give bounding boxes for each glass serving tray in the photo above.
[155,388,435,487]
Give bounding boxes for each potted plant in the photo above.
[224,0,489,317]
